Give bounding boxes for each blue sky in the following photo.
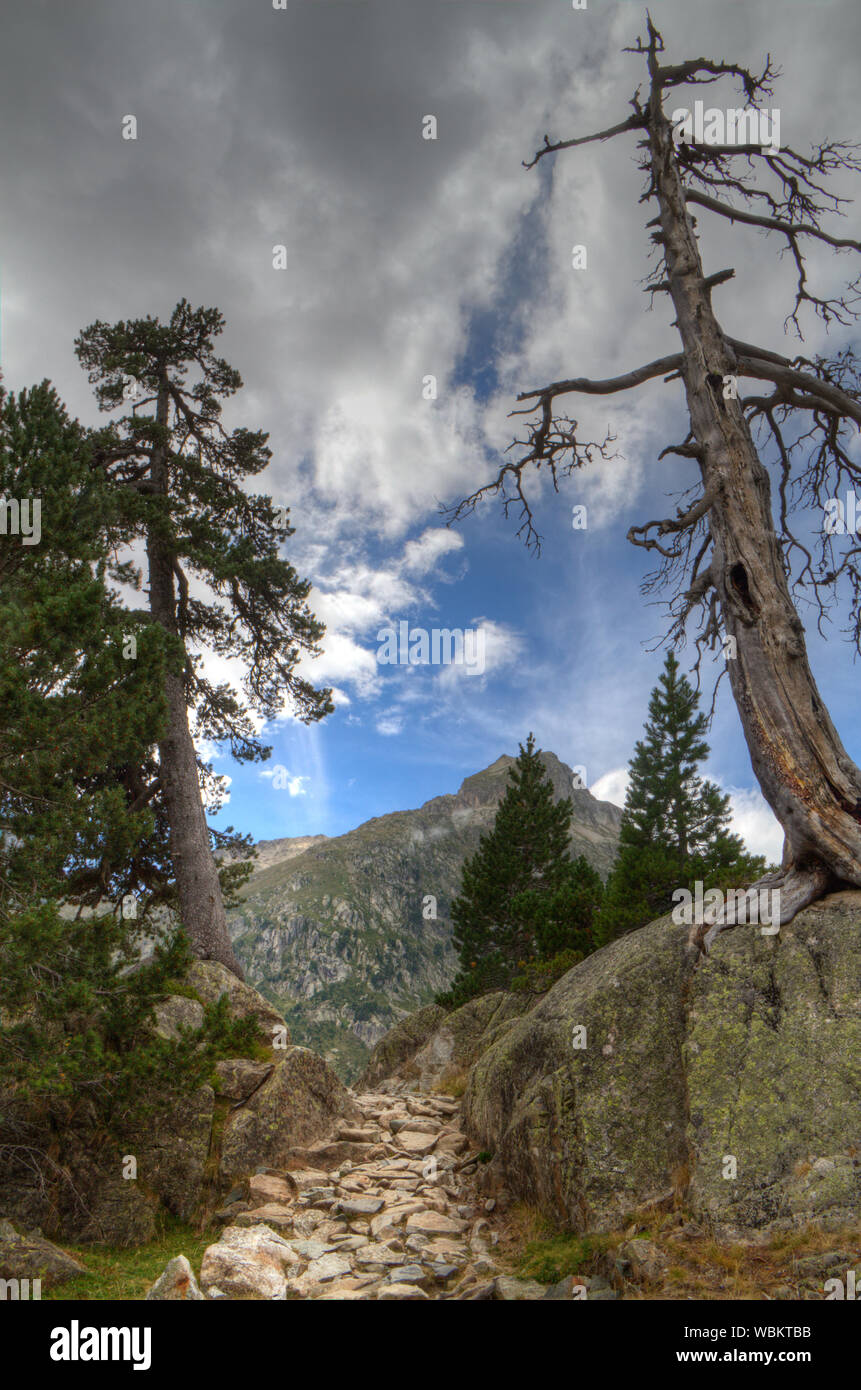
[2,0,860,864]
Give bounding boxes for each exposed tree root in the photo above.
[688,860,835,957]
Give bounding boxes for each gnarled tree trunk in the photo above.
[648,76,861,935]
[452,21,861,942]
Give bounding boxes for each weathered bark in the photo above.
[146,377,244,978]
[646,54,861,931]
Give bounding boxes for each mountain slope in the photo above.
[227,752,622,1080]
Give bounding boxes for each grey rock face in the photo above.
[219,1047,360,1183]
[0,1220,88,1286]
[461,892,861,1235]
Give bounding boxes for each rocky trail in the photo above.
[153,1087,545,1301]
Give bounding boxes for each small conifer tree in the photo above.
[439,735,602,1004]
[595,653,764,944]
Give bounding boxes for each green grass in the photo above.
[516,1231,610,1285]
[161,980,204,1003]
[41,1221,217,1301]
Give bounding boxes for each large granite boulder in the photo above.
[683,891,861,1232]
[462,892,861,1235]
[359,1004,446,1088]
[215,1059,275,1103]
[360,993,534,1092]
[409,993,535,1091]
[69,1174,161,1247]
[0,1138,161,1248]
[464,916,690,1230]
[219,1046,361,1182]
[152,994,206,1041]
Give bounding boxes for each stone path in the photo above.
[193,1087,519,1301]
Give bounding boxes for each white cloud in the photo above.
[300,631,381,698]
[722,785,784,866]
[376,714,404,737]
[311,587,389,637]
[301,530,484,700]
[312,387,486,538]
[591,766,629,808]
[401,528,465,577]
[195,736,222,765]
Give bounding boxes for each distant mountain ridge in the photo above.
[236,834,328,873]
[227,752,622,1080]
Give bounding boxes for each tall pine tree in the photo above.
[439,735,602,1005]
[75,301,333,977]
[595,653,764,944]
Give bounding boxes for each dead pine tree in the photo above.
[449,16,861,948]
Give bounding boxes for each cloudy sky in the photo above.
[2,0,860,862]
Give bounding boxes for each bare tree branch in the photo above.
[523,113,647,171]
[736,354,861,427]
[514,353,684,409]
[685,187,861,255]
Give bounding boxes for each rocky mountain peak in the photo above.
[228,751,622,1081]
